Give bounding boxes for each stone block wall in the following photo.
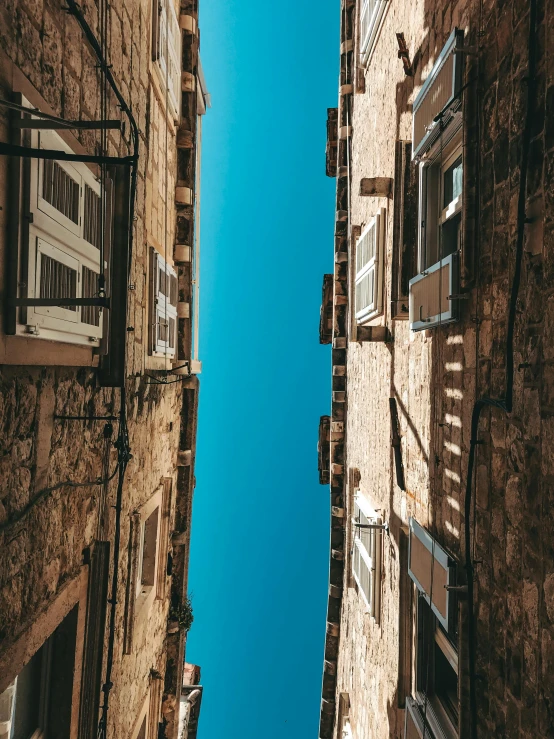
[327,0,554,737]
[0,1,200,737]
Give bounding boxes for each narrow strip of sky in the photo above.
[187,2,338,737]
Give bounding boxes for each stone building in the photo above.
[0,0,207,737]
[319,0,554,738]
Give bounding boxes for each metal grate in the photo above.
[40,254,78,310]
[81,266,101,326]
[42,160,80,224]
[83,184,101,249]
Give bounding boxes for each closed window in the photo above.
[136,505,160,603]
[15,121,110,346]
[409,30,464,332]
[152,0,181,117]
[358,0,388,65]
[149,248,178,357]
[351,495,382,620]
[354,209,385,324]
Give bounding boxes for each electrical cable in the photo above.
[62,4,137,737]
[463,2,538,736]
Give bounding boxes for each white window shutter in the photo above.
[352,496,382,621]
[355,209,385,323]
[407,517,455,631]
[151,248,178,357]
[20,123,105,345]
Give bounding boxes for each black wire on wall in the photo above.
[464,1,538,736]
[62,2,139,736]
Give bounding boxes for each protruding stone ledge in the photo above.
[174,244,192,263]
[360,176,393,197]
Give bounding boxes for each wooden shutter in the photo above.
[408,518,454,631]
[355,209,384,323]
[392,141,418,319]
[20,124,105,344]
[412,29,464,159]
[150,248,178,357]
[404,697,436,739]
[352,498,382,620]
[78,542,110,739]
[409,252,459,331]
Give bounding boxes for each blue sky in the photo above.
[186,2,338,737]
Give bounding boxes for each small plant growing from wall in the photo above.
[168,594,194,633]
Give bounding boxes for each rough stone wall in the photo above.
[0,0,189,737]
[334,0,554,737]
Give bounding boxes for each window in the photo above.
[403,597,458,739]
[16,125,109,346]
[124,489,167,653]
[351,495,382,620]
[6,606,79,739]
[409,29,464,332]
[358,0,388,64]
[152,0,181,117]
[354,209,385,324]
[150,248,178,357]
[391,141,418,319]
[136,506,160,604]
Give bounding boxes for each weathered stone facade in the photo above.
[0,1,205,737]
[320,0,554,738]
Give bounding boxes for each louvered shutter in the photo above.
[352,497,382,620]
[21,124,106,345]
[355,209,384,323]
[404,697,436,739]
[150,248,178,357]
[408,518,455,631]
[409,252,459,330]
[412,29,464,159]
[359,0,388,61]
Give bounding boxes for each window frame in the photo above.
[17,123,107,346]
[354,208,385,325]
[0,570,88,739]
[351,493,382,621]
[414,596,459,739]
[152,0,181,119]
[124,486,170,653]
[358,0,389,67]
[149,247,178,358]
[409,128,463,332]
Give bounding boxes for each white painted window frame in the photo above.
[351,493,382,621]
[409,129,463,332]
[354,208,385,323]
[20,121,105,346]
[359,0,388,66]
[150,249,178,357]
[154,0,181,118]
